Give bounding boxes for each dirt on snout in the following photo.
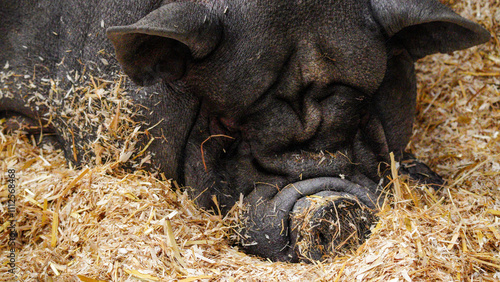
[290,194,377,262]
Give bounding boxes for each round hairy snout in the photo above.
[290,191,378,262]
[239,177,382,262]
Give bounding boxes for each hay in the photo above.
[1,0,500,280]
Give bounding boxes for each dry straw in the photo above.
[1,0,499,280]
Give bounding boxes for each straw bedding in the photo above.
[1,0,499,280]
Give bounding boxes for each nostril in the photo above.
[290,192,377,262]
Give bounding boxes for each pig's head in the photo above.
[107,0,489,261]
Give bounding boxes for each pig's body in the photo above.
[0,0,490,261]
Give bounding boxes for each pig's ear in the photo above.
[371,0,490,59]
[107,2,221,86]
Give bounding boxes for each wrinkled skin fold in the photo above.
[0,0,489,261]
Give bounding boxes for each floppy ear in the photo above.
[107,2,222,86]
[371,0,490,59]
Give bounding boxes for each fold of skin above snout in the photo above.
[245,176,383,211]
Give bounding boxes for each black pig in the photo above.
[0,0,490,261]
